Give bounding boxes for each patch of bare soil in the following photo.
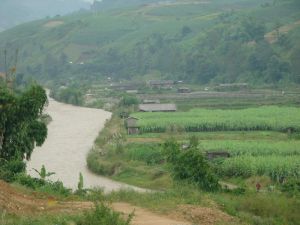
[178,205,235,225]
[43,20,64,28]
[265,20,300,43]
[0,180,92,215]
[112,203,190,225]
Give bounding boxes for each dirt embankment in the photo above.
[0,180,92,215]
[0,180,236,225]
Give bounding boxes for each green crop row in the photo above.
[132,106,300,133]
[201,140,300,156]
[218,155,300,181]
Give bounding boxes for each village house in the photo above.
[110,82,143,91]
[148,80,174,89]
[142,99,160,104]
[217,83,248,91]
[177,87,191,93]
[138,103,177,112]
[125,117,139,135]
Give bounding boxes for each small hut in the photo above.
[148,80,174,89]
[125,117,139,135]
[206,151,230,160]
[177,87,191,93]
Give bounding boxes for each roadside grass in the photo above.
[212,191,300,225]
[88,150,172,190]
[0,203,132,225]
[106,182,211,213]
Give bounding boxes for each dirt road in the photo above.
[26,94,144,192]
[0,180,191,224]
[0,181,235,225]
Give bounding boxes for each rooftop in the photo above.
[139,104,177,112]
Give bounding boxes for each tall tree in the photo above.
[0,85,48,161]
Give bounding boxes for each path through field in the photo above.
[26,93,144,192]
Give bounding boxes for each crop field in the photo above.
[202,140,300,156]
[132,106,300,133]
[122,137,300,181]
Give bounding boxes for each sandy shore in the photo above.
[27,95,144,192]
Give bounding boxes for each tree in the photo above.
[0,85,48,161]
[163,138,220,191]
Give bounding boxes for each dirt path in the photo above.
[0,181,190,224]
[0,181,236,225]
[26,94,144,192]
[112,203,190,225]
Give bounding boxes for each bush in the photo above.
[0,160,26,182]
[281,178,300,195]
[15,173,72,197]
[120,95,139,106]
[163,139,220,191]
[77,203,133,225]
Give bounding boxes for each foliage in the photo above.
[218,155,300,181]
[280,178,300,194]
[51,86,83,106]
[120,95,139,107]
[78,172,84,191]
[0,0,299,85]
[75,172,88,196]
[16,173,72,197]
[125,143,163,165]
[2,202,132,225]
[163,139,220,191]
[0,159,26,182]
[33,165,55,180]
[77,203,133,225]
[0,85,47,162]
[133,106,300,133]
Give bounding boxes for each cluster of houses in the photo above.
[109,80,191,94]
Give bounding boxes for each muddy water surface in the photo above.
[27,95,144,192]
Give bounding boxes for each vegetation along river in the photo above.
[27,93,144,192]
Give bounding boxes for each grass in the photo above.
[0,203,132,225]
[212,191,300,225]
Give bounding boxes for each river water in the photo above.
[27,95,144,192]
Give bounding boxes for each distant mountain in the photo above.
[91,0,161,11]
[0,0,299,85]
[0,0,90,31]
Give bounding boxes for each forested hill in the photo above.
[0,0,299,86]
[0,0,89,32]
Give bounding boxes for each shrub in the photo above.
[0,160,26,182]
[281,178,300,195]
[15,173,71,197]
[163,139,220,191]
[77,203,133,225]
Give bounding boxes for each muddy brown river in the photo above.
[27,94,144,192]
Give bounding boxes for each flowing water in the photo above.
[27,94,144,192]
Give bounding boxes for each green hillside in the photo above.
[0,0,89,32]
[0,0,299,86]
